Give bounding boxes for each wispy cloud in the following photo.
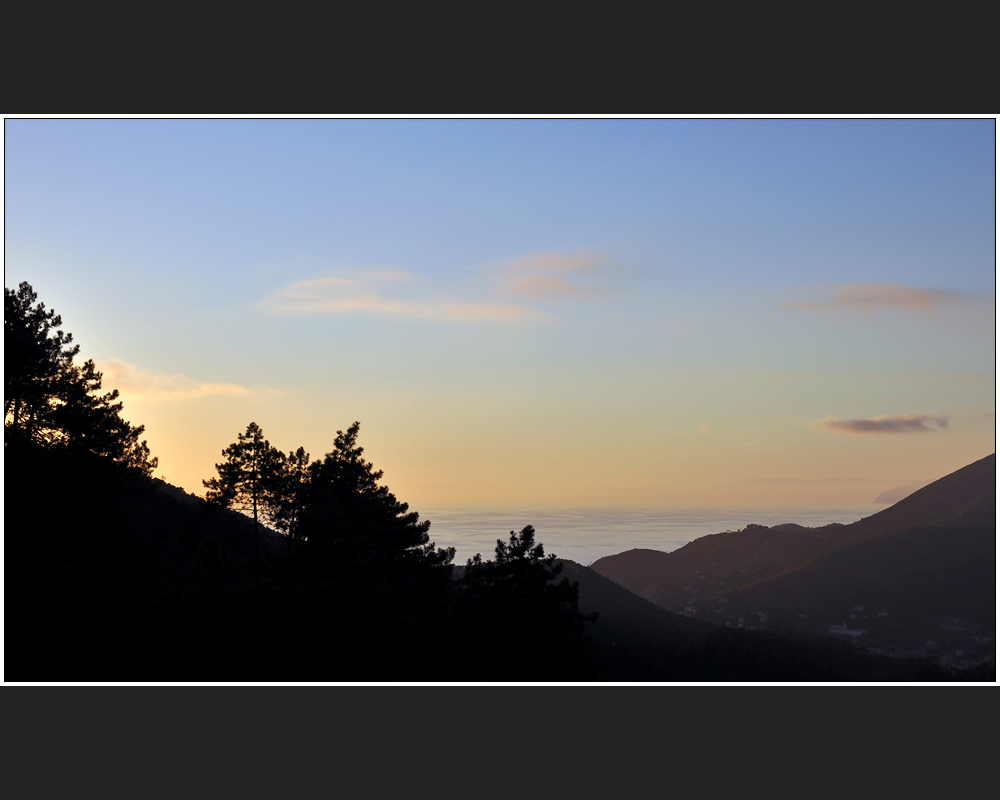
[496,251,612,301]
[500,251,606,274]
[260,253,612,322]
[95,358,250,401]
[874,480,932,504]
[787,283,965,315]
[260,269,534,322]
[505,275,608,299]
[815,413,949,435]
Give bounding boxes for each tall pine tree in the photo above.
[299,421,454,575]
[203,422,284,579]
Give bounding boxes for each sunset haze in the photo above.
[4,118,994,513]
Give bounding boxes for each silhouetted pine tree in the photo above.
[272,446,311,552]
[288,422,455,678]
[457,525,596,680]
[203,422,284,579]
[5,281,79,446]
[5,281,157,475]
[299,421,454,576]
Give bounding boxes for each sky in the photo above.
[4,118,996,510]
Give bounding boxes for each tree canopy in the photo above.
[203,422,284,525]
[4,281,157,475]
[203,422,287,579]
[299,421,455,575]
[6,281,80,445]
[272,446,311,547]
[457,525,596,679]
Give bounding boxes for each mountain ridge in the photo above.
[590,453,995,611]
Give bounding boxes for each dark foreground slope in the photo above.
[6,445,292,679]
[6,442,986,681]
[9,443,584,681]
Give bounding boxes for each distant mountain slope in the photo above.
[707,523,994,637]
[555,559,951,681]
[591,522,852,608]
[874,480,932,504]
[582,549,677,599]
[845,453,995,537]
[556,559,715,644]
[590,454,995,614]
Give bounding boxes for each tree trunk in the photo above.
[253,492,260,583]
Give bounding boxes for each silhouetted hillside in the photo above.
[591,454,995,611]
[713,524,994,626]
[702,524,994,664]
[7,438,594,680]
[7,446,285,586]
[7,433,990,680]
[558,559,715,642]
[556,559,951,681]
[592,522,854,608]
[846,453,995,536]
[588,455,995,672]
[152,478,208,507]
[583,549,677,598]
[7,437,959,681]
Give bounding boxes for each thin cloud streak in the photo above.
[262,251,613,320]
[506,276,610,299]
[349,269,421,283]
[500,251,607,274]
[787,283,965,315]
[815,413,949,435]
[496,250,613,301]
[261,273,534,322]
[95,358,250,401]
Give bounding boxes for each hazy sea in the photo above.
[420,506,883,567]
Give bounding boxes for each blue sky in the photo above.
[5,118,995,507]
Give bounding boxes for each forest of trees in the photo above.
[5,282,595,680]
